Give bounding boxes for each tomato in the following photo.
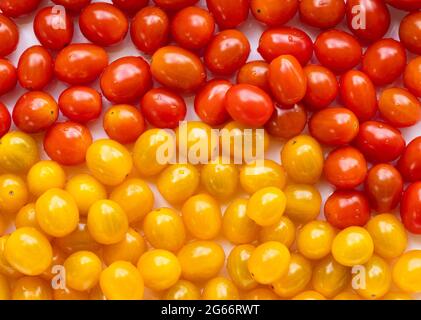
[0,103,11,138]
[17,46,53,91]
[397,137,421,182]
[0,14,19,57]
[362,39,407,86]
[130,6,169,55]
[365,164,403,213]
[386,0,421,11]
[251,0,298,26]
[346,0,390,42]
[224,84,274,127]
[205,30,250,76]
[309,107,359,146]
[268,55,306,106]
[52,0,92,12]
[58,86,102,123]
[206,0,249,29]
[0,0,41,18]
[258,27,313,65]
[0,58,17,96]
[236,61,269,92]
[354,121,405,163]
[303,65,338,110]
[151,46,206,93]
[153,0,198,11]
[112,0,148,13]
[141,88,186,129]
[33,6,74,51]
[404,57,421,97]
[400,182,421,234]
[265,103,307,139]
[378,87,421,127]
[44,121,92,166]
[103,104,145,144]
[325,190,370,229]
[399,11,421,55]
[314,29,362,73]
[339,70,377,121]
[12,91,58,133]
[299,0,345,29]
[54,44,108,85]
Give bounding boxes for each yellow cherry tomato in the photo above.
[332,226,374,267]
[35,188,79,237]
[246,187,286,226]
[202,277,240,300]
[227,244,258,291]
[15,203,43,233]
[0,131,39,173]
[64,250,102,291]
[100,261,144,300]
[284,184,322,223]
[55,222,101,254]
[239,159,287,194]
[177,241,225,282]
[281,135,323,184]
[86,139,133,186]
[143,207,186,252]
[242,288,279,300]
[297,221,335,260]
[333,291,362,300]
[0,235,22,278]
[65,174,107,216]
[392,250,421,293]
[365,213,407,259]
[201,157,238,199]
[0,273,10,300]
[272,253,312,298]
[137,249,181,291]
[355,255,391,300]
[248,241,291,284]
[164,280,201,300]
[222,198,258,245]
[292,290,326,300]
[157,163,200,204]
[110,178,154,224]
[259,216,295,248]
[27,160,66,197]
[382,292,413,300]
[5,227,52,276]
[12,276,52,300]
[53,287,90,300]
[0,174,28,215]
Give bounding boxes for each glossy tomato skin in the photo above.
[100,56,152,104]
[112,0,148,14]
[309,107,359,146]
[58,86,102,123]
[0,0,41,18]
[236,61,269,92]
[13,91,59,133]
[299,0,346,29]
[141,88,187,128]
[251,0,298,26]
[324,190,371,229]
[399,11,421,55]
[303,65,338,110]
[44,121,93,166]
[17,46,54,91]
[131,6,169,55]
[400,182,421,234]
[154,0,198,11]
[314,29,362,73]
[224,84,274,127]
[265,103,307,139]
[386,0,421,11]
[258,27,313,65]
[362,39,407,86]
[33,6,74,51]
[404,57,421,97]
[365,164,403,213]
[0,102,11,137]
[0,14,19,57]
[0,59,17,96]
[51,0,92,12]
[339,70,377,121]
[354,121,405,163]
[206,0,249,29]
[397,137,421,182]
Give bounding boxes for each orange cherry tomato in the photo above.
[397,137,421,182]
[44,121,92,166]
[58,86,102,123]
[0,58,17,96]
[236,61,269,92]
[386,0,421,11]
[399,11,421,55]
[403,57,421,98]
[0,14,19,57]
[0,0,41,18]
[265,103,307,139]
[154,0,198,11]
[112,0,148,14]
[251,0,298,26]
[206,0,249,29]
[299,0,345,29]
[51,0,92,12]
[0,102,11,138]
[12,91,58,133]
[303,64,338,110]
[400,182,421,234]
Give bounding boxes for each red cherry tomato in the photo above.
[346,0,390,42]
[397,137,421,182]
[17,45,54,91]
[236,61,269,92]
[0,0,41,18]
[386,0,421,11]
[51,0,92,12]
[378,87,421,128]
[268,55,307,106]
[54,43,109,85]
[303,64,338,110]
[151,46,206,93]
[79,3,128,46]
[251,0,298,26]
[0,102,11,138]
[0,58,17,96]
[354,121,405,163]
[206,0,249,29]
[100,56,152,104]
[257,27,313,65]
[171,6,215,50]
[399,11,421,55]
[130,6,169,55]
[141,88,187,128]
[224,84,274,127]
[33,6,74,51]
[12,91,59,133]
[339,70,377,122]
[204,30,250,76]
[112,0,148,14]
[0,14,19,57]
[153,0,198,11]
[314,29,362,73]
[309,107,359,146]
[264,103,307,139]
[194,79,232,126]
[404,57,421,97]
[103,105,145,144]
[401,182,421,234]
[324,190,370,229]
[361,38,407,86]
[58,86,102,123]
[365,164,403,213]
[299,0,346,29]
